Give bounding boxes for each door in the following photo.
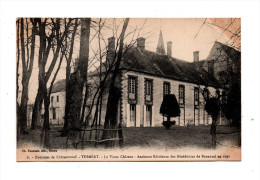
[179,108,185,126]
[194,109,199,125]
[146,105,152,127]
[130,104,136,127]
[203,110,209,125]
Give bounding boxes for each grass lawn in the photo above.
[123,126,240,149]
[17,125,240,149]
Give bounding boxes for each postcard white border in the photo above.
[0,0,259,180]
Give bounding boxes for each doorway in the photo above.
[130,104,136,127]
[146,105,152,127]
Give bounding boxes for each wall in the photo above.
[49,70,228,128]
[49,91,66,125]
[121,70,224,127]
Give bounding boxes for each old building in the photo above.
[48,32,239,127]
[202,41,241,88]
[117,36,222,127]
[88,32,232,127]
[47,79,66,125]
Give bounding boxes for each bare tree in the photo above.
[102,18,130,147]
[64,18,91,145]
[62,18,147,148]
[30,18,73,148]
[195,18,241,148]
[17,18,37,134]
[78,18,150,148]
[61,18,79,136]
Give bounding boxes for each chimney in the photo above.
[137,37,145,50]
[108,37,115,52]
[107,37,115,62]
[193,51,199,62]
[167,41,172,56]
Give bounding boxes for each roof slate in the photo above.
[50,79,66,93]
[207,41,241,62]
[51,44,224,93]
[121,47,220,87]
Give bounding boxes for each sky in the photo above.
[17,18,241,103]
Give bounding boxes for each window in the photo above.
[53,108,56,120]
[179,85,185,105]
[194,87,199,106]
[203,88,209,100]
[51,96,54,103]
[145,80,152,96]
[57,95,59,102]
[145,79,153,102]
[163,82,170,95]
[128,76,137,100]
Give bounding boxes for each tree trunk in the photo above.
[102,18,130,148]
[80,82,88,125]
[19,79,30,134]
[18,18,36,134]
[61,67,71,136]
[43,91,51,148]
[107,87,121,147]
[66,18,90,143]
[210,115,218,149]
[62,18,78,136]
[16,19,21,139]
[31,89,43,129]
[167,116,170,122]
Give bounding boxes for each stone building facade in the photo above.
[88,31,229,127]
[120,70,218,127]
[49,91,66,125]
[48,31,237,127]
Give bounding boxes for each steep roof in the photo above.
[207,41,241,62]
[193,60,206,68]
[121,47,220,87]
[50,79,66,93]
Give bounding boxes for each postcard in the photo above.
[16,18,241,161]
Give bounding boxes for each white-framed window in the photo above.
[145,79,153,102]
[128,76,137,100]
[194,87,199,106]
[163,82,170,95]
[203,88,209,100]
[179,85,185,105]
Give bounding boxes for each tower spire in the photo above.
[156,30,166,54]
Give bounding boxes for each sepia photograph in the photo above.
[16,17,241,161]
